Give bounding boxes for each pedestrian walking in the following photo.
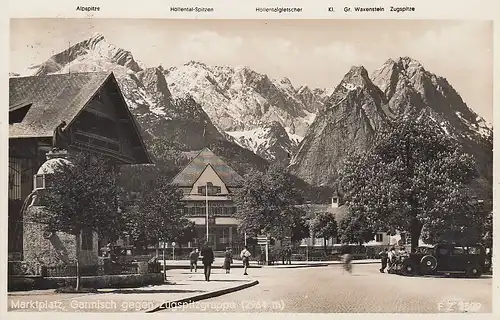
[388,247,396,269]
[240,246,251,275]
[379,248,388,273]
[342,250,353,274]
[189,248,199,272]
[399,246,408,257]
[223,248,233,274]
[286,248,292,265]
[201,245,214,281]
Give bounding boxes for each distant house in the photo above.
[301,194,492,250]
[299,194,418,249]
[8,72,151,263]
[172,148,244,251]
[298,194,347,248]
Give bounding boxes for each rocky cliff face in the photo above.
[290,57,492,196]
[226,121,298,162]
[289,66,388,185]
[21,34,329,164]
[164,61,324,161]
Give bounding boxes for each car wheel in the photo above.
[420,255,438,274]
[401,262,415,276]
[466,265,483,278]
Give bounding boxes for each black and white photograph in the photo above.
[7,18,493,313]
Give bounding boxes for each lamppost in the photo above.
[206,182,209,243]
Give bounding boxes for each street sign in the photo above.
[257,236,269,245]
[171,242,176,247]
[256,235,270,265]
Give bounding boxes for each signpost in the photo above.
[257,235,270,265]
[172,242,176,260]
[205,183,209,242]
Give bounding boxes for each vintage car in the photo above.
[388,243,486,278]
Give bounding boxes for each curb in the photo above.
[165,265,262,270]
[146,279,259,313]
[273,263,329,269]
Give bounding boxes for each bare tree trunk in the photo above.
[75,231,81,290]
[324,238,327,254]
[162,241,166,281]
[410,219,423,253]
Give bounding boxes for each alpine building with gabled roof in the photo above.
[8,71,151,262]
[172,147,244,251]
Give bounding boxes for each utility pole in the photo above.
[206,181,209,243]
[265,234,269,265]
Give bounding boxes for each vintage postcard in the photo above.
[3,0,498,318]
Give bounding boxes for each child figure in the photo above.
[223,248,233,274]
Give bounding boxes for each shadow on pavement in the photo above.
[189,279,249,282]
[385,274,492,280]
[106,289,206,294]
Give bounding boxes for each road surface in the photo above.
[163,264,492,313]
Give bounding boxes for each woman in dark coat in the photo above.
[223,248,233,274]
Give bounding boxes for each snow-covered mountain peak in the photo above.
[28,33,143,76]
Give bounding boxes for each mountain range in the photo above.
[289,57,492,197]
[12,33,493,199]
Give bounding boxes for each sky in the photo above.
[10,19,493,123]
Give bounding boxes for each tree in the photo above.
[339,113,480,252]
[482,210,493,249]
[291,216,310,243]
[145,137,190,177]
[234,164,305,241]
[310,212,338,253]
[338,213,375,245]
[174,221,198,247]
[42,153,120,290]
[121,176,187,279]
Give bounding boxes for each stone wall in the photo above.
[8,273,165,291]
[23,206,98,267]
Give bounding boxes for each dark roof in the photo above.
[297,203,348,221]
[172,148,244,187]
[9,72,110,138]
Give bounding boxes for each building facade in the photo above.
[299,195,419,249]
[171,148,244,251]
[8,72,151,264]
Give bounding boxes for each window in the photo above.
[81,228,93,251]
[375,233,384,242]
[219,228,229,244]
[198,182,221,195]
[73,111,119,141]
[314,237,323,246]
[34,174,45,190]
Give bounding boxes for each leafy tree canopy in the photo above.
[42,152,120,240]
[121,176,189,247]
[310,212,338,241]
[234,163,306,240]
[339,113,481,250]
[338,213,375,245]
